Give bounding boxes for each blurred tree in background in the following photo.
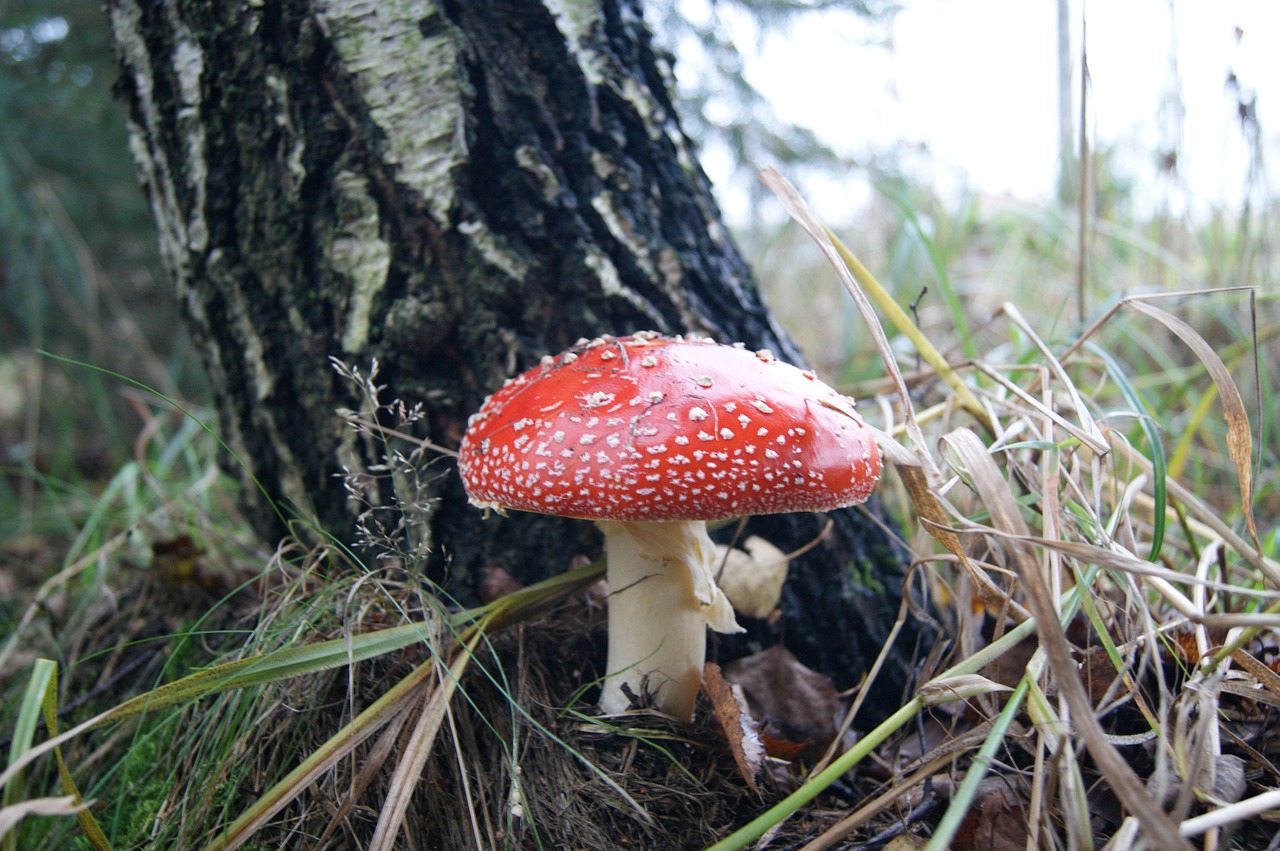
[650,0,897,215]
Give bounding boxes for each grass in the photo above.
[738,170,1279,848]
[2,160,1279,848]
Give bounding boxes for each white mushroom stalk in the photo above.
[457,333,881,722]
[597,519,740,719]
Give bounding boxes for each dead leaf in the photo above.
[715,536,789,619]
[1081,645,1122,706]
[952,777,1031,851]
[703,662,762,796]
[479,564,523,603]
[981,627,1038,690]
[723,644,841,764]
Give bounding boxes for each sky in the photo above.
[685,0,1279,220]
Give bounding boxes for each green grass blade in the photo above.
[823,227,992,431]
[2,660,57,851]
[103,620,440,722]
[36,351,290,530]
[705,697,922,851]
[876,181,977,359]
[924,678,1031,851]
[0,622,438,793]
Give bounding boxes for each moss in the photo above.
[847,555,886,597]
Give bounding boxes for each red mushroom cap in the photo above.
[458,333,881,522]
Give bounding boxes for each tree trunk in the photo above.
[1056,0,1075,202]
[108,0,921,711]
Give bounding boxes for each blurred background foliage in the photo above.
[1,0,198,489]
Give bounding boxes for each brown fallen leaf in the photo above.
[703,661,763,796]
[478,564,523,603]
[1081,645,1122,706]
[952,777,1031,851]
[723,644,841,764]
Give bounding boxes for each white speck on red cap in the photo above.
[458,334,882,521]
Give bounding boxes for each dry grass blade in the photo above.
[1229,648,1280,701]
[823,224,991,433]
[970,362,1109,454]
[368,646,473,851]
[1041,637,1191,847]
[903,465,1031,621]
[1125,299,1258,550]
[1002,302,1105,446]
[1178,789,1280,837]
[938,429,1194,849]
[938,428,1044,616]
[0,796,92,842]
[864,423,922,468]
[315,697,416,846]
[0,528,132,674]
[708,582,1053,849]
[799,750,954,851]
[0,620,445,796]
[758,166,944,479]
[725,170,1275,849]
[1003,535,1275,606]
[940,429,1034,545]
[916,674,1012,706]
[203,664,437,851]
[1008,546,1195,847]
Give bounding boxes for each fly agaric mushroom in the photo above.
[457,332,880,720]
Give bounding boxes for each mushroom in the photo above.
[457,332,881,720]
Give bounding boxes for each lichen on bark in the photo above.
[319,0,468,224]
[328,170,391,354]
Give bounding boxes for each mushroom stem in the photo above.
[597,519,742,720]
